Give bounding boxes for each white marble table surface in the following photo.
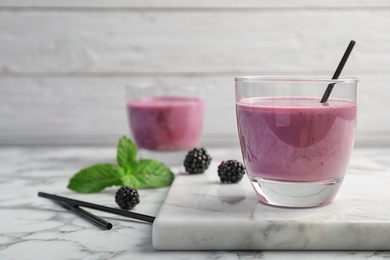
[1,146,390,259]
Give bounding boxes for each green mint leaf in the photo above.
[67,164,122,193]
[130,159,174,189]
[118,166,142,190]
[117,136,137,167]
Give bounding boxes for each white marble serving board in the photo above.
[152,157,390,250]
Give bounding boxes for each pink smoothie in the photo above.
[128,96,204,151]
[236,97,357,182]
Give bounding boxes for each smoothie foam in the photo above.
[236,97,357,182]
[128,96,204,151]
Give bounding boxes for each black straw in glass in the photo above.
[59,202,113,230]
[320,40,356,103]
[38,192,155,224]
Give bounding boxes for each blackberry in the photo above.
[183,148,212,174]
[218,160,245,183]
[115,186,140,210]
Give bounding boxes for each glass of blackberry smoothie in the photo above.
[126,85,204,166]
[235,76,358,208]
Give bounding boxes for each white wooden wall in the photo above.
[1,0,390,146]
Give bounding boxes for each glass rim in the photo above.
[234,76,359,84]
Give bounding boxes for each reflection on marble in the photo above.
[1,147,390,259]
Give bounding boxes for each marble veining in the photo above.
[1,147,390,259]
[153,152,390,250]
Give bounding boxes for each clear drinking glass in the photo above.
[235,76,358,208]
[126,85,204,166]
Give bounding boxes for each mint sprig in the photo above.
[68,164,122,193]
[117,136,137,167]
[67,136,174,193]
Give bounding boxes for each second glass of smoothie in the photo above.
[235,76,358,208]
[126,85,204,166]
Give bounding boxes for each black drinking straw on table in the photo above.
[320,40,356,103]
[59,202,113,230]
[38,192,155,224]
